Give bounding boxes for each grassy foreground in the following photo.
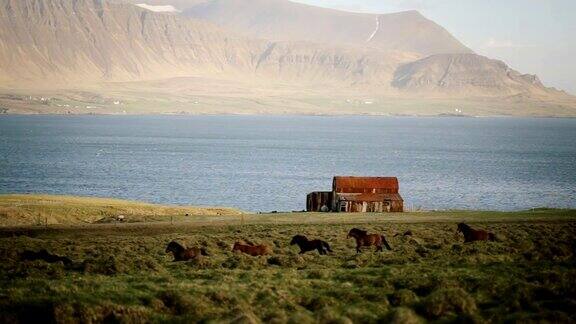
[0,207,574,323]
[0,194,242,226]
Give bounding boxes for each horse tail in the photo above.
[322,241,333,253]
[200,248,209,256]
[381,235,392,251]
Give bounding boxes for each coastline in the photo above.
[2,112,576,118]
[1,194,574,227]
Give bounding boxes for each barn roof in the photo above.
[333,176,399,193]
[337,193,403,202]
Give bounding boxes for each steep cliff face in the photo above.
[0,0,258,85]
[251,41,417,88]
[392,54,559,97]
[183,0,472,56]
[0,0,418,88]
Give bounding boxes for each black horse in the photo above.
[20,249,73,266]
[290,235,332,255]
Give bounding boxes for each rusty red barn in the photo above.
[307,176,403,213]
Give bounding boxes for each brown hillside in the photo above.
[183,0,472,56]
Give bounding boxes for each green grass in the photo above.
[0,194,242,226]
[0,207,575,323]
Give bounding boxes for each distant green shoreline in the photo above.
[1,194,574,227]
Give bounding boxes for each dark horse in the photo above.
[165,241,208,261]
[20,249,72,266]
[457,223,495,243]
[232,242,272,256]
[290,235,332,255]
[347,228,392,253]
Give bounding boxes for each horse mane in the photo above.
[167,241,185,253]
[350,228,368,236]
[290,235,308,245]
[458,223,472,232]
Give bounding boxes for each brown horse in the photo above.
[290,235,332,255]
[165,241,208,261]
[347,228,392,253]
[457,223,495,243]
[232,242,272,256]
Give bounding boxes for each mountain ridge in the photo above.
[183,0,472,57]
[392,53,567,98]
[0,0,574,116]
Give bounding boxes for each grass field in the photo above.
[0,194,242,227]
[0,204,575,323]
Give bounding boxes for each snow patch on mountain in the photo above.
[135,3,181,13]
[367,16,380,42]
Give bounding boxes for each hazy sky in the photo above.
[293,0,576,94]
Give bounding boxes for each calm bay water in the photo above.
[0,115,575,212]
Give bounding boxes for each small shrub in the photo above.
[300,295,337,312]
[390,289,419,307]
[228,307,261,324]
[422,287,477,318]
[306,269,330,280]
[157,291,214,319]
[82,256,128,275]
[101,305,150,324]
[287,311,315,324]
[386,307,424,324]
[267,255,306,268]
[221,255,267,270]
[316,308,353,324]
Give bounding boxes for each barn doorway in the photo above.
[384,201,391,212]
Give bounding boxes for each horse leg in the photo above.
[377,244,383,252]
[356,245,361,254]
[322,241,333,253]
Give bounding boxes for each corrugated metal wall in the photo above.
[306,191,333,212]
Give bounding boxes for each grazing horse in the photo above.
[165,241,208,261]
[457,223,495,243]
[232,242,272,256]
[347,228,392,253]
[290,235,332,255]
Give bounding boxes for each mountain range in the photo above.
[0,0,574,116]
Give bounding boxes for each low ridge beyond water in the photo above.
[1,115,574,212]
